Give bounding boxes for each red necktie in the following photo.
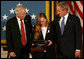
[20,20,26,46]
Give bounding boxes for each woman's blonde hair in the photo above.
[34,13,49,40]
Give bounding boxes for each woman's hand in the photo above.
[47,40,52,46]
[32,43,35,47]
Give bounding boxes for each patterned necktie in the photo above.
[61,17,65,35]
[20,20,26,46]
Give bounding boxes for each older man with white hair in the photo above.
[6,5,32,58]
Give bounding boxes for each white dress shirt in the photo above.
[41,27,47,40]
[59,13,80,52]
[41,27,47,52]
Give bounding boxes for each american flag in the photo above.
[1,1,46,41]
[66,1,83,33]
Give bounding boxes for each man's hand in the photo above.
[47,40,52,46]
[32,43,35,47]
[75,50,80,58]
[9,52,16,58]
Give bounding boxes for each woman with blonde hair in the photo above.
[32,13,56,58]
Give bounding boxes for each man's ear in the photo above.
[16,14,19,18]
[16,14,18,16]
[64,9,68,12]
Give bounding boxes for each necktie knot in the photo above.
[63,17,65,19]
[20,19,23,21]
[62,17,65,21]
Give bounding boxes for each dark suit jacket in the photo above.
[50,13,82,57]
[6,15,32,58]
[32,26,56,58]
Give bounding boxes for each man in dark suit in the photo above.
[6,5,32,58]
[50,2,82,58]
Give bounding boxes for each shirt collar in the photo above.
[63,13,69,19]
[16,17,20,21]
[16,17,24,22]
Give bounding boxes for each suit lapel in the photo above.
[57,21,61,34]
[63,13,72,35]
[23,16,29,41]
[45,28,49,40]
[14,17,21,35]
[24,15,30,32]
[24,18,27,31]
[40,31,44,40]
[56,16,61,35]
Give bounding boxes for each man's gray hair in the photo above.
[15,5,25,14]
[57,2,68,10]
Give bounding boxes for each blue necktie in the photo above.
[61,17,65,35]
